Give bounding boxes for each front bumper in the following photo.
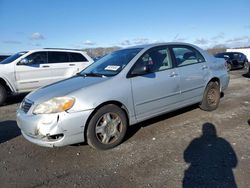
[16,109,93,147]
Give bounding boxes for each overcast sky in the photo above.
[1,0,250,54]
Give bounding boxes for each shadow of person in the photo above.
[183,123,238,188]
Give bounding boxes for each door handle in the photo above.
[202,65,208,70]
[42,65,50,68]
[169,72,178,77]
[69,64,76,66]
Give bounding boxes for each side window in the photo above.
[234,53,244,61]
[241,54,246,61]
[25,52,47,64]
[172,46,205,67]
[237,53,243,61]
[134,47,173,73]
[69,52,88,62]
[233,53,239,60]
[48,52,70,63]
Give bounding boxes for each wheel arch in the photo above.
[209,77,220,83]
[205,77,223,95]
[200,77,221,111]
[207,77,220,88]
[0,77,13,94]
[83,100,130,140]
[202,77,221,103]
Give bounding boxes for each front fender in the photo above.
[0,74,16,93]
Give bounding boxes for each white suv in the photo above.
[0,48,94,105]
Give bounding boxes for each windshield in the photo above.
[0,52,27,64]
[80,48,142,77]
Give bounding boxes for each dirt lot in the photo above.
[0,69,249,188]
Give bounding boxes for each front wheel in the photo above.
[200,82,220,111]
[86,104,128,150]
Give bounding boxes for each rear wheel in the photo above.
[0,84,7,106]
[244,61,249,70]
[200,82,220,111]
[86,104,128,150]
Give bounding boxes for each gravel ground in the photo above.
[0,69,250,188]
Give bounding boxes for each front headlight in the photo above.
[33,96,75,114]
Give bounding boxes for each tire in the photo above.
[200,82,220,111]
[86,104,128,150]
[0,84,7,106]
[227,63,232,71]
[244,61,249,70]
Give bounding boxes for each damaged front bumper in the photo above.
[16,109,93,147]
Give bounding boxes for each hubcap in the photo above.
[95,113,123,144]
[207,88,219,106]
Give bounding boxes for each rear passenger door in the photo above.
[171,45,210,104]
[68,52,91,72]
[48,51,77,83]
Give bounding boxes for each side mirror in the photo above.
[18,58,29,65]
[131,65,150,76]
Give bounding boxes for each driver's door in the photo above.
[129,46,181,121]
[15,52,52,92]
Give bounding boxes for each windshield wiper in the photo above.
[77,72,104,77]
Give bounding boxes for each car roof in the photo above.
[27,48,87,54]
[123,42,202,50]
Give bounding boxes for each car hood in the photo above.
[26,76,109,104]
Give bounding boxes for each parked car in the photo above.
[17,43,229,150]
[0,49,93,105]
[214,52,248,71]
[0,55,10,62]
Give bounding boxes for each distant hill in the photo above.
[83,47,120,58]
[85,46,228,57]
[207,47,227,55]
[83,45,250,57]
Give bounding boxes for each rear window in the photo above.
[48,52,70,63]
[69,52,88,62]
[215,53,235,59]
[233,53,239,59]
[215,53,224,58]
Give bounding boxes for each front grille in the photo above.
[21,99,33,113]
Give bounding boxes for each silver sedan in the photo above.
[17,43,229,150]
